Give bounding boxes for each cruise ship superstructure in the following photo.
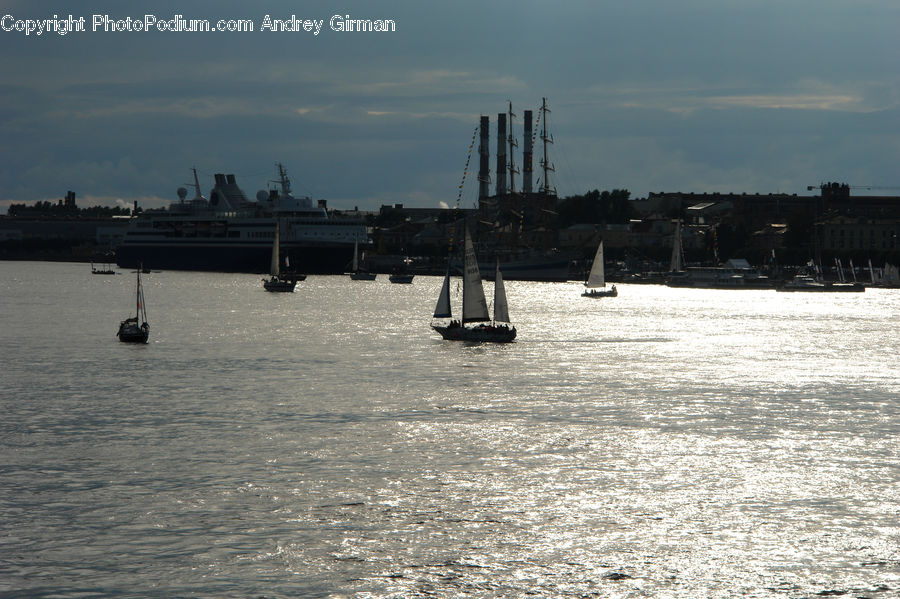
[115,165,368,274]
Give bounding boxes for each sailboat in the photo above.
[117,267,150,343]
[431,228,516,343]
[263,221,299,292]
[665,220,691,286]
[777,259,864,292]
[582,240,617,297]
[349,239,376,280]
[91,255,116,275]
[389,257,415,283]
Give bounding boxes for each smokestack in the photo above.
[523,110,533,193]
[478,116,490,200]
[496,113,507,196]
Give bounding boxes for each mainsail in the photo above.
[461,229,490,324]
[585,241,606,288]
[270,221,281,277]
[136,269,147,323]
[670,220,683,272]
[493,259,510,323]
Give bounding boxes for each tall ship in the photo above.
[470,98,574,282]
[115,164,368,274]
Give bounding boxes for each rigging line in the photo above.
[531,102,542,148]
[456,126,478,211]
[449,126,479,253]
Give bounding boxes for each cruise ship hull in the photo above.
[116,241,354,274]
[115,165,367,275]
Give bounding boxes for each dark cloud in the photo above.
[2,0,898,210]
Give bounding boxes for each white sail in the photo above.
[585,241,606,288]
[461,229,490,323]
[670,220,683,272]
[270,221,280,276]
[493,259,510,323]
[433,267,452,319]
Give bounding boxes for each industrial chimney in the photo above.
[478,116,491,201]
[523,110,533,194]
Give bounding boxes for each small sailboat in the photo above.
[777,259,864,292]
[117,267,149,343]
[263,221,298,292]
[91,255,116,275]
[349,239,376,280]
[582,240,617,297]
[389,257,415,283]
[431,228,516,343]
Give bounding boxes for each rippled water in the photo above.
[2,261,898,597]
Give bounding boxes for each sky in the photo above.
[2,0,899,213]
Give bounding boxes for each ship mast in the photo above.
[507,101,519,194]
[540,97,555,196]
[276,162,291,196]
[190,168,203,200]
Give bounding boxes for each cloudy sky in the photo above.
[2,0,898,212]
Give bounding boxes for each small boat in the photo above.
[349,239,376,280]
[91,260,116,275]
[777,262,865,293]
[117,267,150,343]
[777,274,826,291]
[389,258,414,283]
[263,221,300,292]
[431,228,516,343]
[777,274,864,292]
[582,241,617,297]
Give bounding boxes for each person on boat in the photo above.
[448,320,460,329]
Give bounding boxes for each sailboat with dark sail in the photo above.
[432,229,516,343]
[349,239,376,280]
[117,267,150,343]
[263,221,302,291]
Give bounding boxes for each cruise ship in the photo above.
[115,165,368,274]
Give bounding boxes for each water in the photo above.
[1,261,898,598]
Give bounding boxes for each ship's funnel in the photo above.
[523,110,533,193]
[496,113,507,196]
[478,116,490,200]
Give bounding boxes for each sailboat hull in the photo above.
[350,272,377,281]
[263,277,297,292]
[117,319,149,343]
[582,286,617,297]
[432,324,516,343]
